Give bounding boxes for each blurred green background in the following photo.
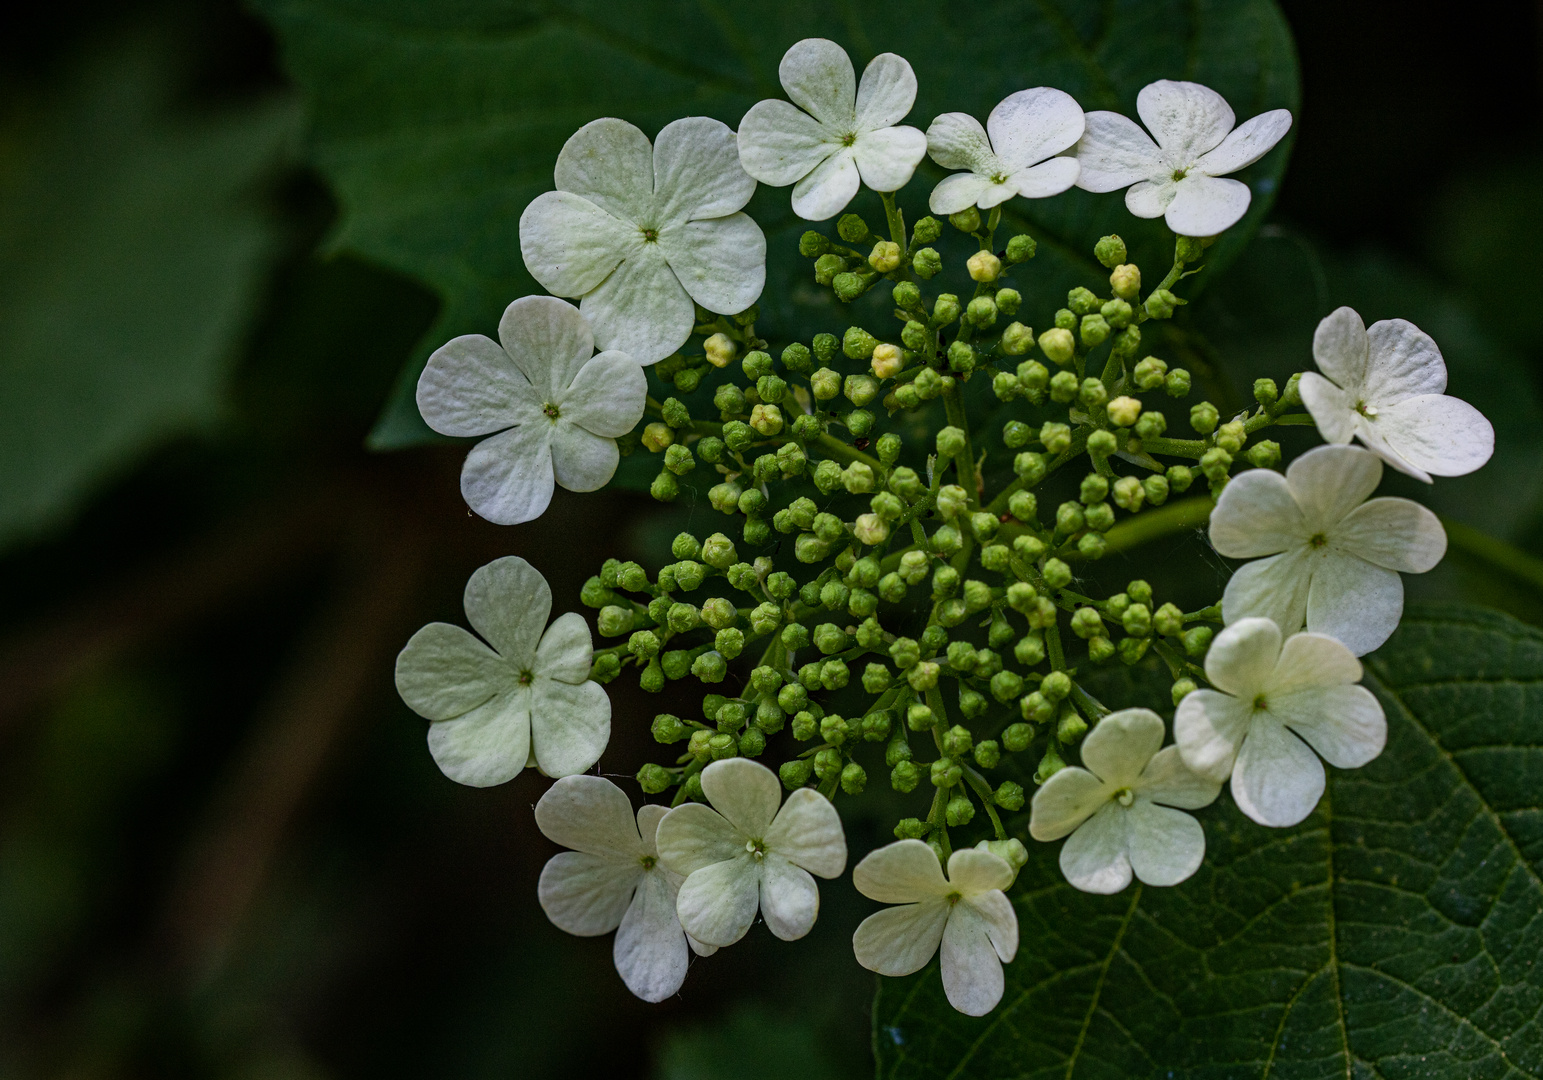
[1,2,1541,1077]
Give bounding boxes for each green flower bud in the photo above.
[1071,606,1103,639]
[1083,430,1116,461]
[1247,440,1282,469]
[813,623,849,655]
[831,269,872,299]
[627,628,662,661]
[664,602,699,635]
[958,687,988,719]
[662,444,696,478]
[755,701,785,735]
[890,466,924,502]
[913,247,942,278]
[691,650,727,683]
[930,756,962,788]
[592,653,622,683]
[890,761,921,793]
[1118,635,1150,664]
[946,793,975,827]
[994,782,1026,812]
[1281,371,1303,407]
[980,544,1010,573]
[1054,308,1077,330]
[1075,379,1107,411]
[722,421,754,452]
[813,253,845,285]
[736,727,764,757]
[838,213,871,243]
[1046,370,1077,404]
[1165,368,1192,398]
[1094,234,1127,269]
[902,703,933,733]
[907,660,940,691]
[1107,395,1142,427]
[1006,233,1037,262]
[1056,501,1086,535]
[920,625,948,653]
[1200,446,1233,482]
[897,551,929,586]
[749,403,783,436]
[1171,677,1199,707]
[949,206,981,233]
[1002,723,1034,754]
[843,325,878,360]
[1057,706,1087,742]
[1064,287,1096,317]
[700,533,737,570]
[1035,741,1065,783]
[820,713,850,746]
[859,710,892,743]
[780,758,814,789]
[1040,422,1072,455]
[696,436,726,465]
[1215,419,1247,454]
[598,604,636,637]
[1038,327,1075,365]
[1183,625,1214,656]
[968,739,999,770]
[1085,503,1115,533]
[781,342,813,374]
[1014,633,1046,666]
[706,731,737,760]
[877,572,907,603]
[810,367,842,402]
[1190,401,1219,435]
[946,339,975,373]
[1021,691,1054,723]
[1134,410,1167,441]
[814,747,843,780]
[638,763,674,794]
[661,650,692,680]
[1080,313,1111,347]
[1014,452,1047,485]
[931,525,963,559]
[820,659,850,690]
[1112,476,1145,512]
[642,422,674,452]
[843,374,880,408]
[990,669,1025,703]
[791,708,819,740]
[800,230,832,258]
[839,761,867,794]
[1077,532,1107,559]
[704,332,737,368]
[1167,464,1195,493]
[1041,670,1072,701]
[1144,288,1178,320]
[911,215,942,244]
[1041,559,1071,591]
[811,333,839,366]
[968,512,998,543]
[700,597,737,632]
[1122,603,1152,637]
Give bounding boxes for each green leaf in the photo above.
[873,605,1543,1078]
[253,0,1299,451]
[0,39,296,551]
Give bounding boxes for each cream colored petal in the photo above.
[1010,156,1081,198]
[852,838,950,904]
[656,213,766,316]
[463,556,550,664]
[737,98,837,187]
[655,802,743,876]
[967,888,1018,963]
[495,295,594,403]
[1174,689,1252,783]
[537,851,639,936]
[764,788,846,878]
[1231,718,1324,828]
[529,678,610,777]
[852,901,949,976]
[534,610,592,685]
[945,849,1013,896]
[1072,110,1161,192]
[416,334,539,438]
[1135,745,1222,810]
[1272,683,1386,770]
[1298,371,1358,444]
[550,421,619,493]
[1058,802,1132,895]
[675,855,760,947]
[852,125,928,192]
[1375,394,1495,480]
[636,804,669,856]
[534,773,642,858]
[614,868,690,1002]
[1164,174,1251,236]
[1136,79,1234,160]
[553,117,655,221]
[1312,306,1370,393]
[1269,632,1362,693]
[560,350,646,438]
[1125,800,1206,887]
[940,901,1007,1016]
[1304,552,1403,657]
[1334,497,1446,573]
[986,87,1085,171]
[1078,707,1164,788]
[779,38,856,128]
[854,52,918,130]
[1286,444,1382,531]
[426,690,529,788]
[790,147,861,221]
[1209,466,1307,557]
[760,853,820,941]
[579,244,694,366]
[1192,109,1292,174]
[1223,549,1312,638]
[925,111,995,172]
[1205,614,1284,698]
[394,623,511,721]
[1363,318,1448,403]
[518,190,637,297]
[702,757,784,837]
[1028,765,1110,841]
[928,171,996,215]
[459,422,555,526]
[653,116,756,222]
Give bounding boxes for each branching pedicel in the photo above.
[393,39,1496,1016]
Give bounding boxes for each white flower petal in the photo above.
[1073,110,1161,192]
[940,901,1007,1016]
[1269,632,1362,694]
[1079,707,1164,789]
[614,868,690,1002]
[1125,800,1206,887]
[1312,306,1370,392]
[1059,802,1132,895]
[636,804,669,854]
[657,213,766,316]
[550,420,619,492]
[1363,318,1448,402]
[925,112,995,173]
[852,838,950,903]
[945,849,1014,896]
[519,190,637,298]
[417,334,539,437]
[1231,718,1324,828]
[1351,415,1433,483]
[1304,552,1403,656]
[1010,156,1080,198]
[529,678,610,777]
[1028,765,1109,841]
[1164,174,1251,236]
[987,87,1085,171]
[395,623,510,721]
[553,117,655,222]
[538,851,639,935]
[1274,683,1386,770]
[1286,444,1383,532]
[460,422,555,526]
[1210,464,1308,558]
[561,350,646,438]
[495,295,594,403]
[1204,616,1282,697]
[852,125,928,192]
[675,854,760,947]
[1174,688,1253,782]
[968,889,1018,963]
[852,901,949,976]
[1193,109,1292,175]
[764,788,847,877]
[1135,745,1222,810]
[579,243,694,365]
[855,52,918,130]
[1124,178,1176,218]
[1136,79,1235,161]
[928,172,996,216]
[780,38,856,127]
[687,934,717,957]
[791,147,861,221]
[534,774,640,858]
[737,98,838,186]
[655,802,744,876]
[701,757,783,837]
[1222,550,1310,649]
[759,853,820,941]
[426,690,529,788]
[1299,371,1358,444]
[534,610,593,685]
[1334,496,1446,573]
[464,556,550,663]
[653,116,757,223]
[1376,394,1495,479]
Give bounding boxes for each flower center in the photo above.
[745,838,766,861]
[1356,400,1379,417]
[543,402,561,420]
[991,172,1009,184]
[1253,694,1269,711]
[840,132,857,147]
[945,891,962,906]
[1309,533,1328,549]
[1115,787,1135,807]
[1171,167,1188,182]
[640,854,656,870]
[517,670,534,686]
[640,227,659,243]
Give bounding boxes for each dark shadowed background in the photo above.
[0,2,1540,1077]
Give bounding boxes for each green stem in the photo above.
[941,381,978,505]
[811,431,884,472]
[880,191,907,249]
[962,767,1006,840]
[1094,496,1213,557]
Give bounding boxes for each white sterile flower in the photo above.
[925,88,1085,215]
[1029,708,1221,895]
[1300,306,1495,483]
[519,117,764,364]
[1073,80,1291,236]
[535,775,715,1003]
[1210,444,1447,656]
[654,758,846,947]
[417,296,646,525]
[394,556,609,786]
[851,840,1019,1017]
[1175,617,1386,828]
[737,38,927,221]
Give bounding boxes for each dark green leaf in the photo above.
[874,605,1543,1079]
[253,0,1298,451]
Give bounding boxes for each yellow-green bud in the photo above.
[1038,327,1076,365]
[1112,475,1145,511]
[871,342,904,379]
[1215,419,1247,453]
[949,206,981,233]
[999,321,1033,356]
[1080,313,1111,347]
[1106,395,1142,427]
[642,422,674,452]
[704,332,736,367]
[967,250,1002,282]
[811,367,841,401]
[749,403,783,436]
[913,247,942,278]
[1094,234,1127,269]
[869,240,902,272]
[1110,263,1141,300]
[1190,401,1219,435]
[854,513,889,546]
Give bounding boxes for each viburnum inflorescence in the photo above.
[393,38,1494,1014]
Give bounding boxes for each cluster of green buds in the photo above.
[593,205,1317,859]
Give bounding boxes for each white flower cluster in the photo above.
[389,36,1501,1020]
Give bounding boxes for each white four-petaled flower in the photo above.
[1175,617,1386,827]
[851,840,1019,1017]
[737,38,928,221]
[1300,306,1495,483]
[535,775,714,1003]
[1074,80,1291,236]
[655,758,846,947]
[1210,444,1447,656]
[417,296,646,525]
[520,117,765,364]
[1029,708,1221,895]
[925,88,1085,215]
[394,556,609,786]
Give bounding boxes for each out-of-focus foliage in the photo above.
[0,36,294,551]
